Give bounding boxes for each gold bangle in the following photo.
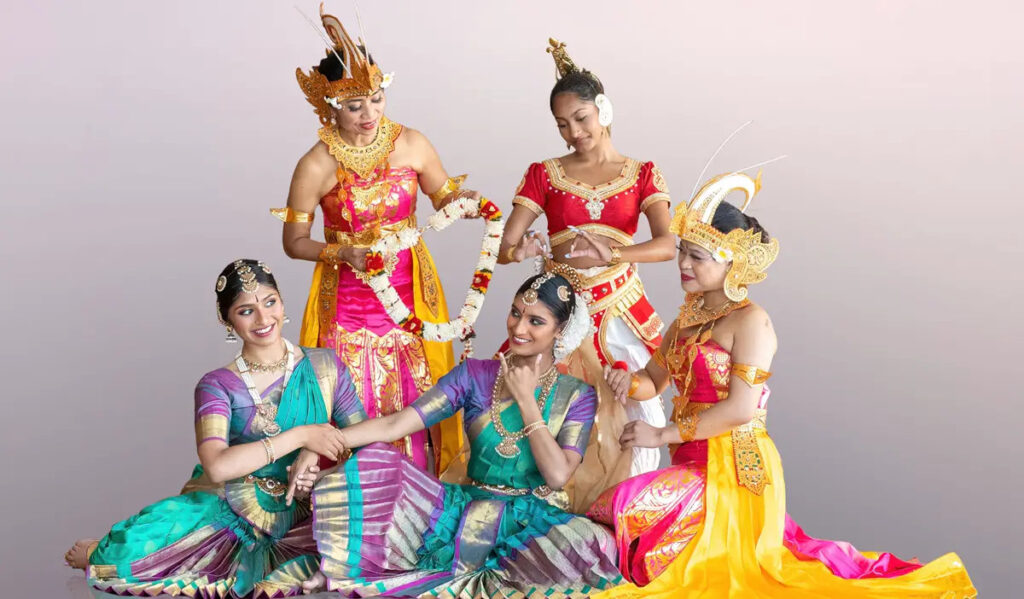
[627,373,641,398]
[504,244,519,263]
[261,438,276,464]
[319,243,343,268]
[428,174,467,203]
[676,413,699,443]
[608,246,622,266]
[523,421,548,436]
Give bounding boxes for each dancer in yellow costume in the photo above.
[588,172,975,597]
[274,4,473,474]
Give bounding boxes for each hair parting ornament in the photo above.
[215,260,274,325]
[546,38,613,127]
[295,2,395,126]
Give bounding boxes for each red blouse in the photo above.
[512,158,670,246]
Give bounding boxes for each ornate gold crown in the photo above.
[670,171,779,301]
[296,3,387,126]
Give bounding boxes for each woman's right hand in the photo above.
[510,230,551,262]
[301,423,347,459]
[340,247,368,272]
[285,448,321,505]
[604,364,632,405]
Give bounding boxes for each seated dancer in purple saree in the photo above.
[64,260,367,598]
[287,273,622,598]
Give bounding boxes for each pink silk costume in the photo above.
[298,123,461,473]
[511,158,669,512]
[587,331,976,597]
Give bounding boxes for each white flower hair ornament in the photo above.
[555,291,594,361]
[380,72,394,88]
[594,93,614,127]
[713,247,734,263]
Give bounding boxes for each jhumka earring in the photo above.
[283,315,291,324]
[225,326,238,343]
[554,336,566,355]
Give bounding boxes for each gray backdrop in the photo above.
[2,1,1020,596]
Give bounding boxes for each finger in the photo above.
[285,478,298,505]
[499,353,509,372]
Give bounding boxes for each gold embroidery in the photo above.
[412,240,441,319]
[512,195,544,216]
[513,173,527,196]
[732,410,769,495]
[195,414,229,444]
[324,215,416,248]
[549,223,634,247]
[651,163,670,194]
[318,117,402,180]
[732,363,772,387]
[544,158,642,220]
[640,193,671,212]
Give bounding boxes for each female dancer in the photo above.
[498,38,675,512]
[288,274,622,597]
[588,174,976,596]
[276,4,473,474]
[63,259,369,597]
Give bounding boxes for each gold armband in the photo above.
[504,244,519,263]
[428,174,467,203]
[731,363,772,387]
[270,207,314,223]
[319,243,343,268]
[627,373,641,398]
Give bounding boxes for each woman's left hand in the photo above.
[501,353,541,403]
[619,420,668,449]
[564,227,613,263]
[285,462,319,500]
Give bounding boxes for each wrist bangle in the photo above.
[523,421,548,436]
[505,244,519,263]
[676,413,699,443]
[261,437,276,464]
[627,373,641,398]
[428,174,467,203]
[319,243,343,269]
[608,246,622,266]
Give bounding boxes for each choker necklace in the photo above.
[235,340,295,437]
[491,355,559,459]
[241,342,290,373]
[676,293,750,329]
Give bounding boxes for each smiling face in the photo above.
[506,297,562,358]
[225,284,285,349]
[331,89,386,136]
[677,241,730,294]
[551,92,604,152]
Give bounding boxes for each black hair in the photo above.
[711,202,771,242]
[215,259,280,323]
[549,70,605,111]
[515,273,576,326]
[317,48,375,82]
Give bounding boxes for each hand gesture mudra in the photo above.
[603,364,632,405]
[619,420,665,449]
[564,227,613,262]
[510,230,551,262]
[500,353,542,401]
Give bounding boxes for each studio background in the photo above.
[2,1,1020,596]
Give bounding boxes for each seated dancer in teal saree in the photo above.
[64,259,367,598]
[287,273,622,598]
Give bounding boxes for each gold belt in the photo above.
[679,403,769,495]
[324,215,417,248]
[469,478,569,510]
[243,474,288,497]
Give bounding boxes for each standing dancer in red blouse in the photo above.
[498,39,676,512]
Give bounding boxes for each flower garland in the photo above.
[365,196,504,343]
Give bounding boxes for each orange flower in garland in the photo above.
[478,199,503,222]
[364,252,386,276]
[471,270,493,294]
[400,315,424,336]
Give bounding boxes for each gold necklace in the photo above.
[490,357,559,459]
[242,343,289,373]
[318,116,401,180]
[676,292,750,328]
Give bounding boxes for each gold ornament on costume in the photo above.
[522,272,556,306]
[546,38,580,78]
[295,3,392,127]
[670,171,779,301]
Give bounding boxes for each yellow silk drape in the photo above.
[594,430,975,598]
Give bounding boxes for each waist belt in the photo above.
[325,215,417,248]
[470,479,569,510]
[681,403,769,495]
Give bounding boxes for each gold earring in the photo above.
[225,326,238,343]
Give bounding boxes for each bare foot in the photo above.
[301,570,326,594]
[64,539,98,570]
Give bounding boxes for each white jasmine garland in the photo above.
[556,293,594,361]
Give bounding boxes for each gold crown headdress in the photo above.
[296,3,392,127]
[670,171,779,301]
